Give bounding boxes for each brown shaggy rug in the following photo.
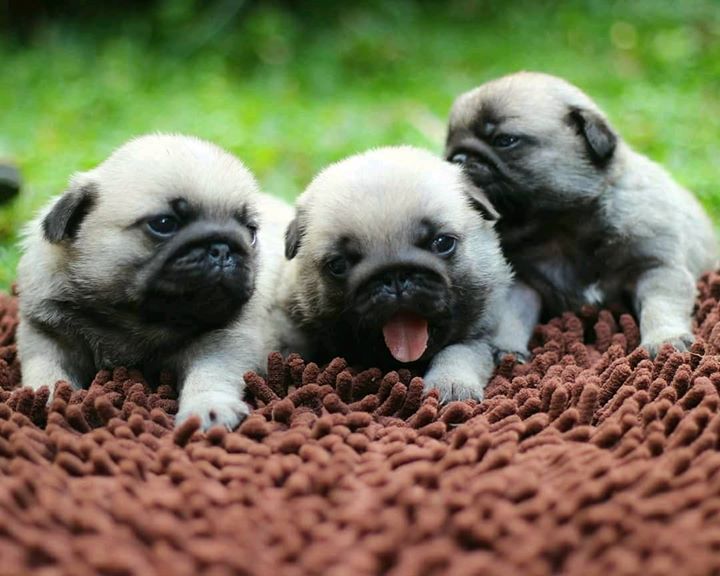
[3,273,720,576]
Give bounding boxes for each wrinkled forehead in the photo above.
[450,75,594,134]
[87,141,260,221]
[306,162,470,251]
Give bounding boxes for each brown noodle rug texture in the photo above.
[3,274,720,575]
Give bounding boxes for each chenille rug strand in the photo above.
[3,274,720,575]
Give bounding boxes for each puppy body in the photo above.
[446,72,718,358]
[17,134,293,429]
[281,146,512,401]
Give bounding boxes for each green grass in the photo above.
[1,0,719,289]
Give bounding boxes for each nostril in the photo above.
[468,161,494,183]
[381,273,396,289]
[367,268,445,298]
[208,243,232,265]
[398,271,413,290]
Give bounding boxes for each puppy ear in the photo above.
[568,107,617,165]
[43,181,97,243]
[285,208,307,260]
[464,186,500,221]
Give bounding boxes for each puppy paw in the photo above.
[492,347,530,365]
[176,391,250,431]
[423,368,486,403]
[641,332,695,358]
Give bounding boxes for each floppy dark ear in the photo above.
[284,208,307,260]
[464,186,500,221]
[568,107,617,165]
[42,182,97,243]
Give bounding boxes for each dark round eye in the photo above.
[326,256,350,277]
[248,225,258,247]
[430,235,457,257]
[146,215,180,237]
[449,152,469,165]
[492,134,520,149]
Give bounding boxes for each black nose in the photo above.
[207,242,235,267]
[363,267,444,302]
[378,270,415,296]
[450,151,494,184]
[466,161,494,184]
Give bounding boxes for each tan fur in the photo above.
[17,134,294,429]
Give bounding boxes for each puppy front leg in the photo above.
[17,319,76,393]
[423,339,495,402]
[175,333,256,430]
[491,281,542,363]
[634,265,696,357]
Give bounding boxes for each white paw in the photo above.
[423,366,486,404]
[175,391,251,431]
[641,332,695,358]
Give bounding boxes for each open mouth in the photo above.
[381,311,429,363]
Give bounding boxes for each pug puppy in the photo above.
[16,134,294,429]
[445,72,718,360]
[280,146,512,401]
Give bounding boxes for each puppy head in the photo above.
[42,134,261,330]
[286,146,510,368]
[445,72,618,216]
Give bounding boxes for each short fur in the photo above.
[445,72,718,359]
[17,134,294,429]
[279,146,513,401]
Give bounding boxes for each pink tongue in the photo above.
[382,312,429,363]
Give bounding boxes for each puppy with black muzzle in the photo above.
[17,134,293,429]
[281,146,512,401]
[445,72,718,360]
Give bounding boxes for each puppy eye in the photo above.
[326,256,350,277]
[492,134,520,149]
[146,215,180,238]
[430,235,457,257]
[248,225,258,247]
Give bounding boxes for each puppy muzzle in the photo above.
[447,136,527,217]
[346,263,454,366]
[166,234,248,285]
[141,226,255,329]
[352,265,449,320]
[446,136,502,178]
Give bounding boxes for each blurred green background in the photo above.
[0,0,718,289]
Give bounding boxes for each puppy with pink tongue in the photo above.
[280,147,512,401]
